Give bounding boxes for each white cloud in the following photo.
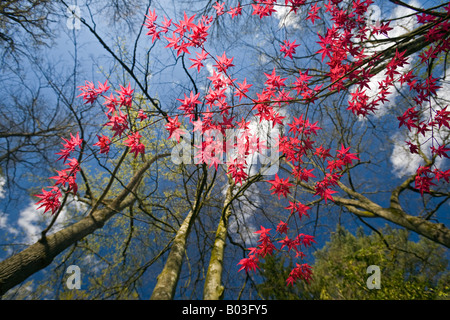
[391,67,450,177]
[80,253,107,274]
[0,212,19,237]
[0,176,6,199]
[391,133,424,177]
[16,195,86,244]
[274,1,302,30]
[390,130,448,178]
[0,213,7,229]
[350,0,421,117]
[17,203,45,244]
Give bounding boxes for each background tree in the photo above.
[258,226,449,300]
[0,0,55,56]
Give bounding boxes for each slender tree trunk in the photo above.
[203,177,235,300]
[150,165,209,300]
[0,153,169,297]
[149,208,196,300]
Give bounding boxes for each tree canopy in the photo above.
[0,0,449,300]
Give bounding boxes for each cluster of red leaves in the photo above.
[314,0,450,191]
[238,225,315,285]
[35,81,147,213]
[85,81,146,158]
[35,133,82,215]
[144,8,212,55]
[395,6,450,192]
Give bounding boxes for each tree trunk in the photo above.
[0,203,122,296]
[150,165,209,300]
[149,208,196,300]
[0,153,169,297]
[203,177,235,300]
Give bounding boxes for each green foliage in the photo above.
[256,255,306,300]
[257,226,449,300]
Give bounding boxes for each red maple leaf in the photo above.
[264,67,287,90]
[213,1,225,16]
[213,52,235,73]
[431,144,450,159]
[286,263,313,286]
[254,225,272,238]
[336,144,360,166]
[279,236,297,252]
[77,80,105,104]
[177,91,201,120]
[415,166,436,196]
[189,49,208,73]
[435,106,450,129]
[56,132,83,163]
[229,3,242,19]
[267,174,293,199]
[35,186,62,215]
[237,256,259,273]
[161,16,172,33]
[314,181,337,203]
[124,131,146,158]
[276,220,289,234]
[93,135,111,154]
[306,4,321,24]
[285,201,310,219]
[104,110,129,138]
[234,78,252,102]
[280,39,300,59]
[165,116,186,142]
